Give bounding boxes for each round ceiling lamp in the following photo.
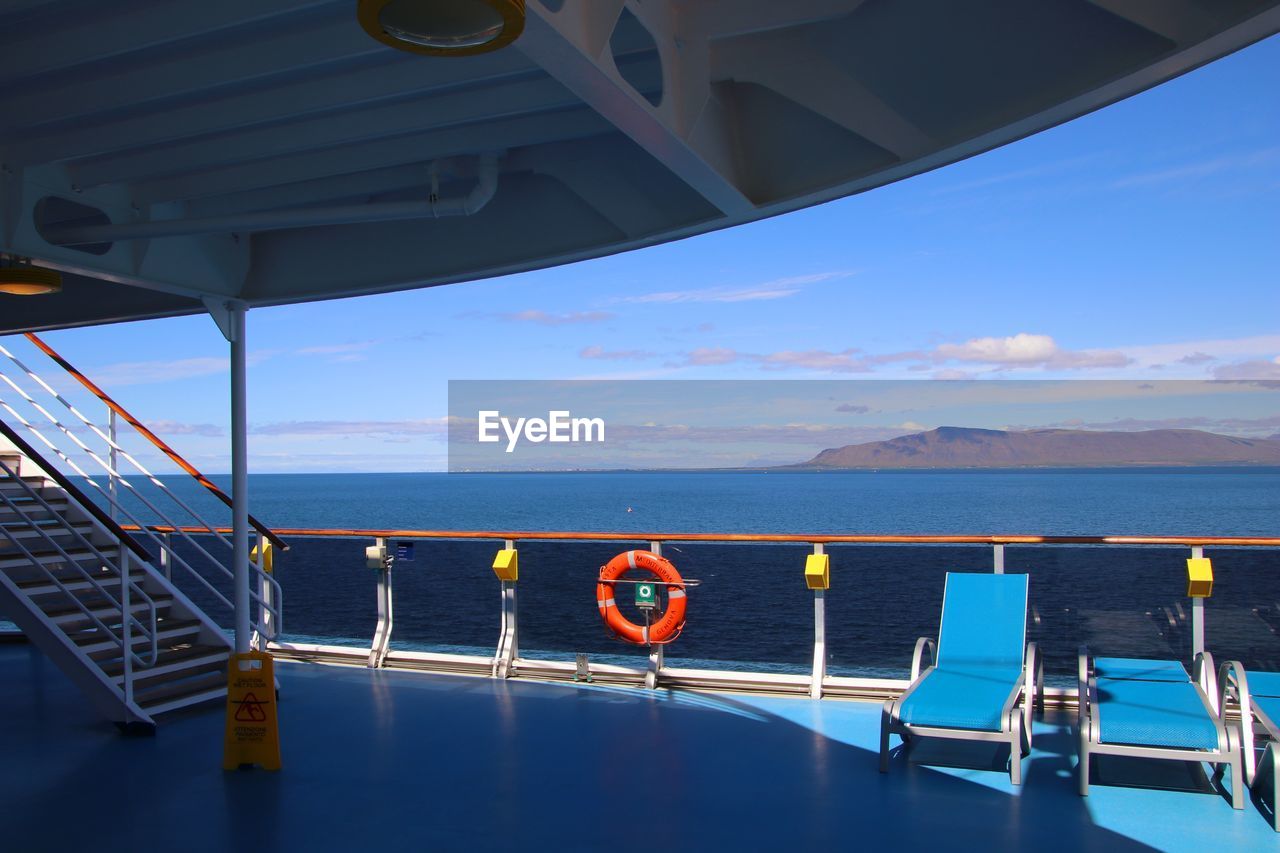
[357,0,525,56]
[0,259,62,296]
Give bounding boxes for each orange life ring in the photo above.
[596,550,687,645]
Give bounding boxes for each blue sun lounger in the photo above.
[1078,652,1244,809]
[1220,663,1280,828]
[880,572,1042,784]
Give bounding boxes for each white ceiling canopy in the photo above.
[1,0,1277,331]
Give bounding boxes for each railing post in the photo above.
[159,532,171,581]
[993,543,1005,574]
[1191,545,1205,659]
[107,408,118,523]
[493,539,518,678]
[645,541,663,689]
[121,549,133,714]
[810,543,827,700]
[254,532,270,651]
[368,537,393,668]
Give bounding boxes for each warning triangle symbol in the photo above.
[234,692,268,723]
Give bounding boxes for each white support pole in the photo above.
[229,301,251,656]
[993,543,1005,574]
[159,532,171,581]
[646,540,663,689]
[1191,545,1205,659]
[811,543,826,700]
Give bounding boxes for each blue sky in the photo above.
[20,34,1280,472]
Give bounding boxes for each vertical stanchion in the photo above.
[492,539,518,678]
[368,537,393,668]
[1190,545,1206,659]
[107,408,119,523]
[993,543,1005,574]
[645,541,663,689]
[806,543,830,700]
[160,532,171,581]
[121,549,132,714]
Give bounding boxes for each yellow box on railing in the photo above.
[1186,557,1213,598]
[251,541,273,574]
[492,548,518,582]
[805,553,829,590]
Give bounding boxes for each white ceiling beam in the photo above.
[687,0,867,39]
[0,0,339,80]
[2,16,380,129]
[1087,0,1217,44]
[516,143,673,239]
[131,109,611,204]
[713,31,932,161]
[4,53,532,166]
[518,0,754,216]
[70,75,584,189]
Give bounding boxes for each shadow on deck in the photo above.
[0,644,1272,851]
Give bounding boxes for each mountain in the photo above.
[799,427,1280,468]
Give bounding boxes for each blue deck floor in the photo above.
[1,644,1274,852]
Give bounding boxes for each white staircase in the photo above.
[0,444,232,730]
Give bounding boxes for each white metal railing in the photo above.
[0,339,282,643]
[262,529,1277,702]
[0,457,158,673]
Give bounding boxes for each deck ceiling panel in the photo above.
[0,0,1277,328]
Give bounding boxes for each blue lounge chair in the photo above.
[1219,662,1280,828]
[880,572,1042,784]
[1078,651,1244,809]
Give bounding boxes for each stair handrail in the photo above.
[0,457,158,668]
[0,344,283,638]
[0,389,280,636]
[21,333,287,551]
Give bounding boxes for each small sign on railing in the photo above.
[395,541,414,562]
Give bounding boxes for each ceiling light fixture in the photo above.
[0,257,62,296]
[357,0,525,56]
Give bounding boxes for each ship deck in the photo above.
[2,642,1274,851]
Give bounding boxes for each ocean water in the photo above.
[114,467,1280,682]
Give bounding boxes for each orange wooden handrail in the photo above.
[25,332,288,551]
[118,525,1280,548]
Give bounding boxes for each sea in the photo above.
[24,468,1280,681]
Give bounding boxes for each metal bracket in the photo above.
[203,297,247,343]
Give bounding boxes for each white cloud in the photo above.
[936,333,1057,364]
[87,356,230,387]
[579,345,656,361]
[251,419,449,437]
[493,310,614,326]
[1212,359,1280,380]
[617,272,853,305]
[148,420,223,437]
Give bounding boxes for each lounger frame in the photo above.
[1220,661,1280,829]
[880,636,1043,784]
[1077,648,1244,809]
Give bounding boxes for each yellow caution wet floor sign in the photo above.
[223,650,281,771]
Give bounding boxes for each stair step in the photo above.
[16,569,148,597]
[104,643,228,682]
[72,619,202,655]
[0,498,69,520]
[136,670,228,714]
[44,594,173,628]
[0,475,53,493]
[0,544,120,570]
[0,522,95,542]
